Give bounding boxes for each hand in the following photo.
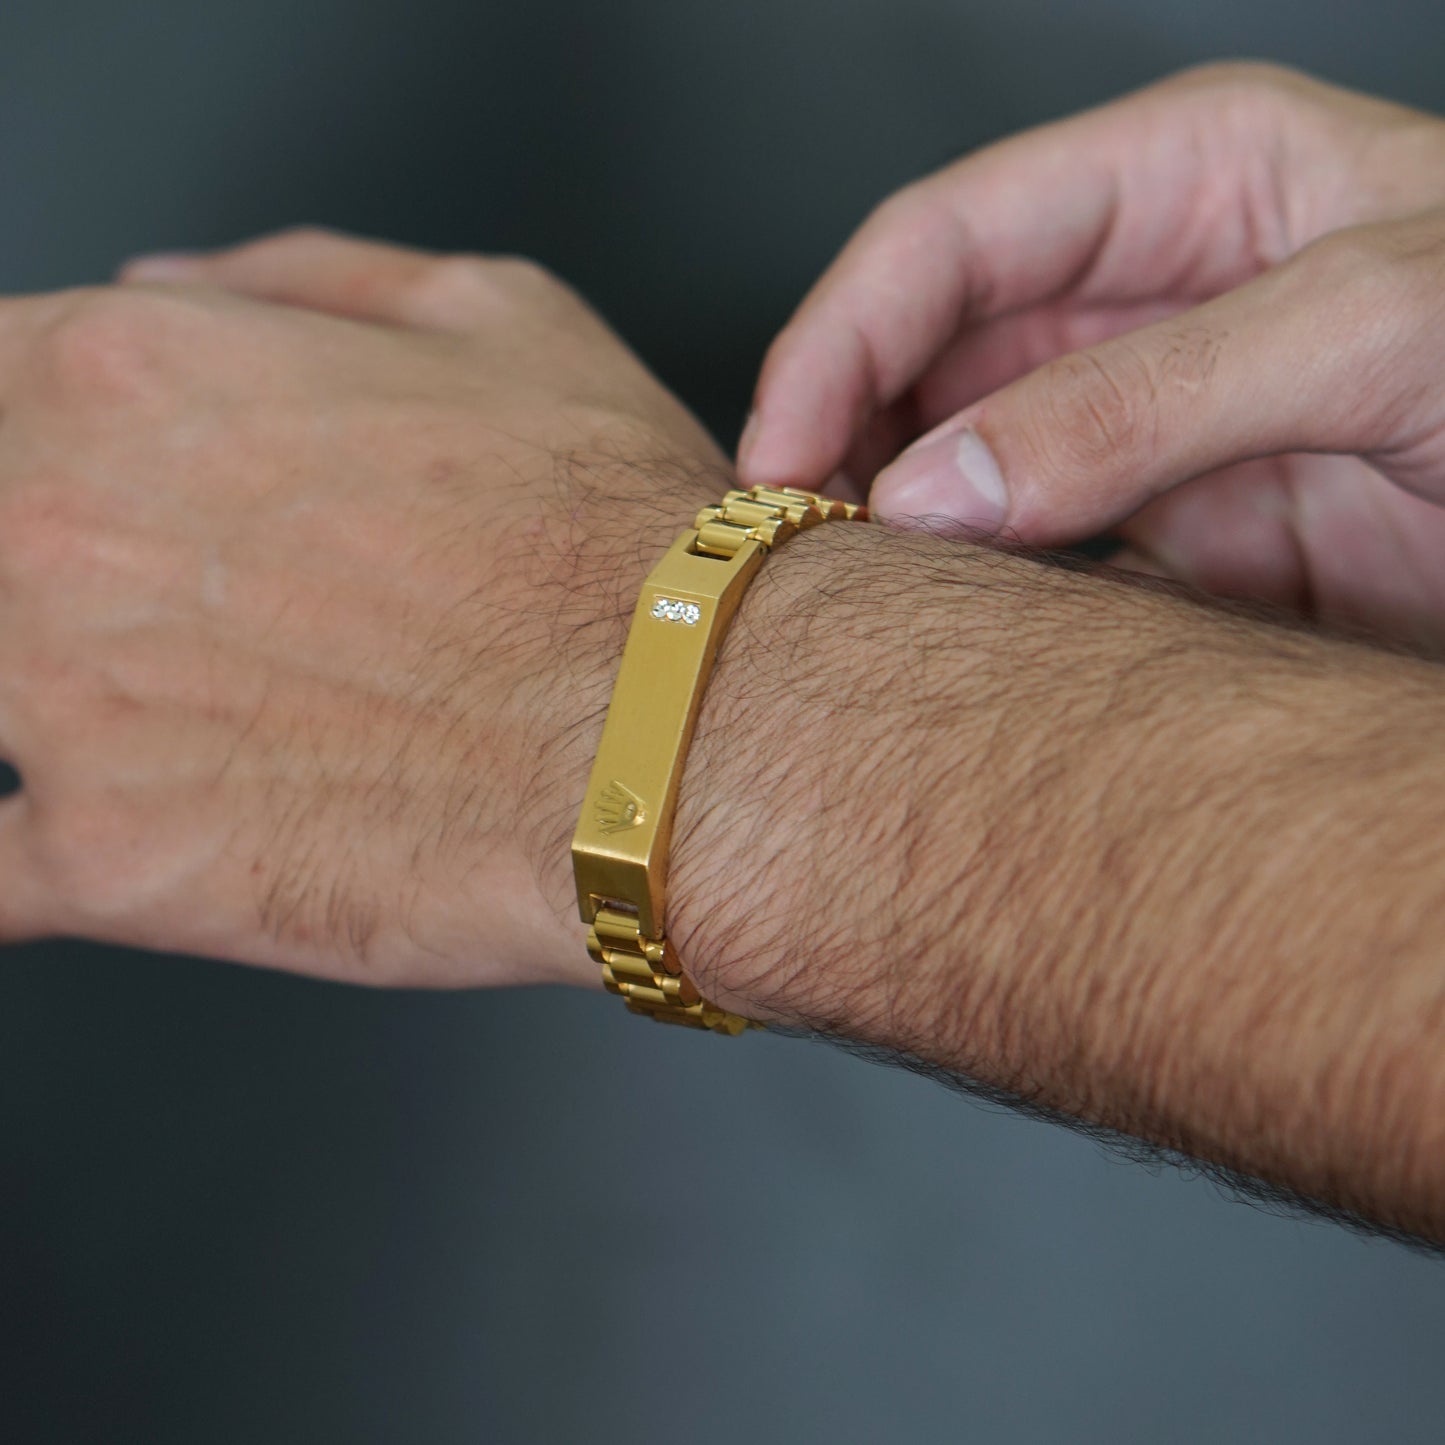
[0,228,729,986]
[739,64,1445,650]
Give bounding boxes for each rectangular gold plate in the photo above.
[570,531,763,940]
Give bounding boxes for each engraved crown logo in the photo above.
[595,780,647,834]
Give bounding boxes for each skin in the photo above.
[739,63,1445,654]
[671,522,1445,1242]
[0,199,1441,1242]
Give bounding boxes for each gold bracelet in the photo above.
[570,484,867,1034]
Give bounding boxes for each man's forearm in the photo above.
[669,523,1445,1240]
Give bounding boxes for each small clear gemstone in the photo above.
[651,596,701,625]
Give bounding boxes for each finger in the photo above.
[838,298,1181,487]
[119,227,458,329]
[740,65,1445,494]
[1111,458,1313,607]
[1114,452,1445,647]
[868,216,1445,544]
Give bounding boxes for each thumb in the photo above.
[869,219,1445,544]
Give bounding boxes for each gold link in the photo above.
[624,982,670,1010]
[601,950,656,982]
[777,502,823,528]
[743,487,822,523]
[627,999,704,1027]
[705,488,751,512]
[696,513,800,555]
[750,516,796,549]
[745,485,806,509]
[716,499,783,530]
[700,1006,751,1037]
[661,971,702,1006]
[592,907,644,947]
[653,1009,709,1029]
[695,519,754,557]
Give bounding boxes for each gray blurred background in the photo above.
[2,2,1444,1442]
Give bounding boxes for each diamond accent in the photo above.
[651,597,701,625]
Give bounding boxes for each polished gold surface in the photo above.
[572,485,867,1034]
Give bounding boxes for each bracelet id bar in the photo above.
[572,485,865,1034]
[572,530,763,944]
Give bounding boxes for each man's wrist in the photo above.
[664,518,1445,1235]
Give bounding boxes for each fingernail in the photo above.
[737,411,760,470]
[120,251,202,281]
[872,428,1008,530]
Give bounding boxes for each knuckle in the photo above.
[485,253,560,293]
[866,180,931,232]
[398,254,497,320]
[1157,61,1310,147]
[224,224,338,264]
[1165,58,1303,102]
[859,182,958,273]
[1294,221,1439,313]
[1297,224,1387,279]
[36,289,177,404]
[257,223,337,253]
[400,252,572,324]
[1289,218,1445,439]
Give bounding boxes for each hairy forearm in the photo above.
[668,523,1445,1240]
